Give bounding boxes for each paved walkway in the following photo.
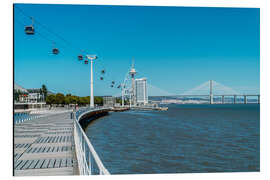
[14,112,78,176]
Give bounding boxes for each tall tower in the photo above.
[210,80,213,104]
[135,78,148,105]
[129,59,137,106]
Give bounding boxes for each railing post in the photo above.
[74,107,110,175]
[89,151,92,175]
[234,95,237,104]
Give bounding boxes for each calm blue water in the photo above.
[85,104,260,174]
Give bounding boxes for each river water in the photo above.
[85,104,260,174]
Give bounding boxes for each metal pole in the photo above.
[90,59,94,108]
[132,77,135,106]
[210,80,213,104]
[121,87,124,107]
[129,92,131,108]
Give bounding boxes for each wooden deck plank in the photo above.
[14,111,77,176]
[14,160,23,169]
[54,159,61,168]
[61,158,67,168]
[42,159,50,169]
[67,158,73,167]
[21,160,33,170]
[28,159,39,169]
[35,159,45,169]
[48,159,55,168]
[16,160,28,170]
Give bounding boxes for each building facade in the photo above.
[103,96,116,107]
[27,92,44,103]
[135,78,148,105]
[14,83,48,103]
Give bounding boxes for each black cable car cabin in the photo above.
[25,26,34,35]
[78,55,83,60]
[52,48,59,55]
[100,77,104,80]
[111,85,114,88]
[84,60,88,64]
[101,70,105,74]
[117,85,121,88]
[112,81,115,84]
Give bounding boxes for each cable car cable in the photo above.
[15,6,123,90]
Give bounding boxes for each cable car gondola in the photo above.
[101,70,105,74]
[25,26,34,35]
[78,55,83,60]
[100,77,104,80]
[25,17,34,35]
[112,81,115,84]
[117,85,121,89]
[84,60,88,64]
[111,85,114,88]
[52,48,59,55]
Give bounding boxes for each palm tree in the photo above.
[41,84,48,102]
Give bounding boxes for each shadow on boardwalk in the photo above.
[14,111,79,176]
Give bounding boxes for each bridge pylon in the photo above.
[210,80,213,104]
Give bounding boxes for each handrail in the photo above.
[14,112,44,124]
[73,107,111,175]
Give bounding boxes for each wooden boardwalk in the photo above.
[14,112,78,176]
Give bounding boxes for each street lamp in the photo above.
[86,55,98,108]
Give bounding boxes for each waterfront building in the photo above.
[14,83,53,103]
[27,92,44,103]
[135,78,148,105]
[27,88,45,103]
[103,96,116,107]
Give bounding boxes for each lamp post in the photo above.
[86,55,97,108]
[121,84,124,107]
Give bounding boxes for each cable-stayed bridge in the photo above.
[149,80,260,104]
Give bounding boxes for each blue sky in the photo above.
[14,4,260,96]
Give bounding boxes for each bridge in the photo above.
[14,107,111,176]
[151,80,260,104]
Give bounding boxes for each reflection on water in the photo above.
[85,104,260,174]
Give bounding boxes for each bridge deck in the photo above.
[14,112,78,176]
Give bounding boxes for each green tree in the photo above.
[41,84,48,101]
[14,90,22,102]
[55,93,65,105]
[81,97,89,105]
[115,97,121,104]
[94,96,103,105]
[69,96,78,105]
[64,95,71,105]
[124,99,129,105]
[46,94,56,107]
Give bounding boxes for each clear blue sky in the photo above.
[14,4,260,96]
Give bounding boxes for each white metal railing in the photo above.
[73,107,111,175]
[14,112,45,124]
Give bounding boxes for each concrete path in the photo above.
[14,112,78,176]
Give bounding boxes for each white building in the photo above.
[28,92,44,103]
[103,96,116,107]
[135,78,148,105]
